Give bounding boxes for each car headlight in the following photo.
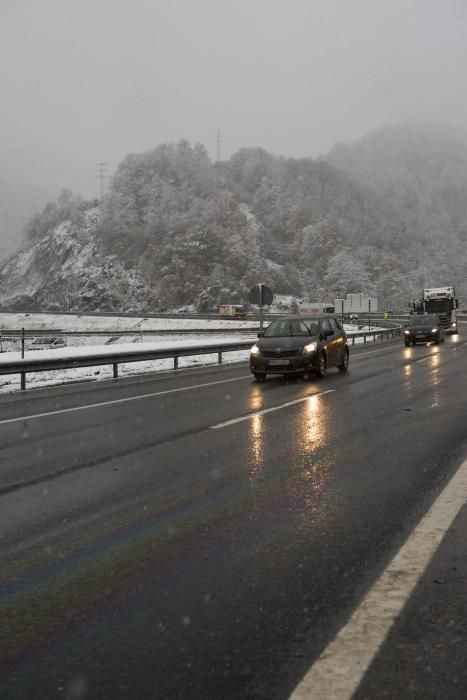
[431,328,438,333]
[404,329,410,335]
[250,343,261,356]
[303,341,318,354]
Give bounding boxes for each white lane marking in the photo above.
[0,375,252,426]
[414,351,440,364]
[210,389,334,429]
[290,456,467,700]
[351,343,401,358]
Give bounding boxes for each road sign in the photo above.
[249,284,273,307]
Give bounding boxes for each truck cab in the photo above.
[421,287,459,333]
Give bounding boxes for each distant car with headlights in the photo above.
[403,314,445,346]
[30,336,67,350]
[249,315,349,381]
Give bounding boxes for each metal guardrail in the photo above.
[0,327,258,337]
[0,324,403,391]
[0,340,255,391]
[0,317,401,338]
[347,327,401,345]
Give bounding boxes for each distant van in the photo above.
[297,303,335,315]
[218,304,247,319]
[30,336,67,350]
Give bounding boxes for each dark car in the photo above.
[249,314,349,381]
[403,314,445,346]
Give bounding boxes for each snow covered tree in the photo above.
[324,249,374,296]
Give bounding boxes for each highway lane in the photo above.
[1,335,467,699]
[0,341,403,492]
[352,495,467,700]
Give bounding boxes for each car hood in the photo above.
[258,336,316,351]
[406,323,437,332]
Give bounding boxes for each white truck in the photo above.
[416,287,459,333]
[297,302,335,315]
[334,293,378,316]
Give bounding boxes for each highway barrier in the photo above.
[0,325,402,391]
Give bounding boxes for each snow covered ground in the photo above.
[0,312,259,333]
[0,313,258,393]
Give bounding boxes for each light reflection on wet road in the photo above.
[1,335,467,699]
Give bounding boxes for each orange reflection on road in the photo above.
[248,412,264,480]
[403,347,413,360]
[302,394,328,454]
[249,386,264,412]
[247,386,266,478]
[402,359,415,401]
[402,359,416,401]
[403,363,413,378]
[429,352,441,406]
[296,393,334,507]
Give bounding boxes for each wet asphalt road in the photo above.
[1,331,467,699]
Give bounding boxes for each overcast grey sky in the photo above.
[1,0,467,205]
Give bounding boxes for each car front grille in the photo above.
[262,349,300,358]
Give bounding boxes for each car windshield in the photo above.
[407,315,438,326]
[264,319,319,337]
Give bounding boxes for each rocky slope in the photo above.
[0,208,147,312]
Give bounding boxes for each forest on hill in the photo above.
[1,124,466,312]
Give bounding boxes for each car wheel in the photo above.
[253,372,266,381]
[337,348,349,372]
[316,352,327,378]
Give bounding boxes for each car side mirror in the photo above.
[324,329,333,338]
[257,331,264,338]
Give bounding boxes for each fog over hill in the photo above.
[1,124,466,313]
[0,163,54,260]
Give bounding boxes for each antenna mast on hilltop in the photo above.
[216,130,222,162]
[96,162,107,201]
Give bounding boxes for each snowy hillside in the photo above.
[0,208,148,312]
[2,130,467,314]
